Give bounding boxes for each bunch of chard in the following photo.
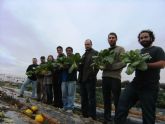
[91,49,115,70]
[35,62,54,75]
[53,53,81,73]
[67,53,81,73]
[120,49,151,75]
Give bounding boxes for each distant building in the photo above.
[0,73,26,83]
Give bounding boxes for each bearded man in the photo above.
[115,30,165,124]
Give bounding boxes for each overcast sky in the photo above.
[0,0,165,83]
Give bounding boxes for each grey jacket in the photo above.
[43,71,53,85]
[102,46,125,80]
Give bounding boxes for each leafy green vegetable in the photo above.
[68,53,81,73]
[28,54,81,76]
[120,49,151,75]
[91,49,115,70]
[26,71,34,77]
[54,56,69,69]
[35,62,54,75]
[126,64,135,75]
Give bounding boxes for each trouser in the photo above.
[37,77,46,101]
[61,81,76,110]
[45,84,53,104]
[102,77,121,120]
[20,78,36,98]
[80,78,96,119]
[53,78,63,108]
[115,83,158,124]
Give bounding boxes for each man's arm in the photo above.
[148,60,165,69]
[26,65,31,72]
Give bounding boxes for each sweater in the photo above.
[102,46,125,80]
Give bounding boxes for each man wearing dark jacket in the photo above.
[53,46,65,108]
[19,58,38,98]
[79,39,98,120]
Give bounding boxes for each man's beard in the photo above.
[140,40,153,48]
[110,43,116,47]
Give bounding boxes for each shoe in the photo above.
[104,115,112,121]
[66,110,73,113]
[104,118,113,124]
[31,97,37,100]
[47,101,52,105]
[83,114,89,118]
[91,116,96,120]
[18,94,24,97]
[104,121,113,124]
[82,117,90,123]
[58,108,65,112]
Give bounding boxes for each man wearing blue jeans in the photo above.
[115,30,165,124]
[61,47,77,112]
[19,58,38,98]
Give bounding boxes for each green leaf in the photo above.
[99,65,105,70]
[137,62,148,71]
[103,56,114,64]
[91,49,115,70]
[122,58,131,63]
[126,65,135,75]
[120,49,151,75]
[26,71,34,77]
[68,62,77,73]
[131,60,141,67]
[74,53,81,62]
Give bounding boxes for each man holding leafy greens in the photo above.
[18,58,38,98]
[61,47,77,112]
[102,32,125,123]
[78,39,98,120]
[53,46,65,108]
[115,30,165,124]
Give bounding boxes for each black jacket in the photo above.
[79,48,98,82]
[26,64,38,81]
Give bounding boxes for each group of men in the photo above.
[18,29,165,124]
